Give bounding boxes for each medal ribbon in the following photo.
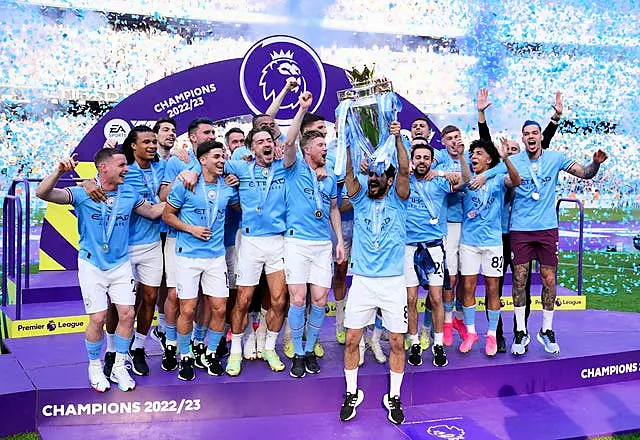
[371,198,387,246]
[249,161,275,213]
[308,164,324,217]
[476,175,496,219]
[201,176,221,229]
[412,175,438,221]
[529,158,542,196]
[96,176,121,248]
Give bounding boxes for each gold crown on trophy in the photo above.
[339,64,393,102]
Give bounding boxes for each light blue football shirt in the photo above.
[350,184,407,277]
[161,149,200,238]
[68,184,143,270]
[406,175,452,244]
[435,153,465,223]
[224,158,287,237]
[167,174,238,258]
[509,150,575,231]
[461,174,508,247]
[231,146,252,160]
[126,160,165,246]
[285,158,337,241]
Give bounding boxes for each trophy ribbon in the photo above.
[371,92,402,173]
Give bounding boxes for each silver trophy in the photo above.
[337,65,394,156]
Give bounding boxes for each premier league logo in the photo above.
[240,35,326,124]
[427,424,465,440]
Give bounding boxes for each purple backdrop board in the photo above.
[0,356,37,437]
[38,35,430,271]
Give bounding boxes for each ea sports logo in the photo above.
[240,35,326,124]
[103,118,131,144]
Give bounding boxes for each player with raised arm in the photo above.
[339,121,410,425]
[458,137,521,356]
[36,149,165,392]
[283,92,344,377]
[509,120,607,355]
[223,126,289,376]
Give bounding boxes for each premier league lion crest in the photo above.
[259,49,306,111]
[427,424,466,440]
[240,35,326,124]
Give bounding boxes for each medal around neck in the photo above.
[262,167,269,178]
[102,243,109,253]
[314,209,323,219]
[532,192,540,201]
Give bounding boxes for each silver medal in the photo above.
[102,243,109,253]
[314,209,323,219]
[532,192,540,201]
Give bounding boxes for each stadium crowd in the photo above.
[0,1,638,204]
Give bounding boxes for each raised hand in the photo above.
[359,158,369,175]
[552,91,563,117]
[477,88,492,112]
[389,121,401,137]
[286,77,299,91]
[498,137,510,159]
[298,91,313,111]
[593,149,608,164]
[58,154,79,173]
[103,139,117,149]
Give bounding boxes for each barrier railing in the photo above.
[2,195,23,319]
[7,179,31,288]
[2,177,82,320]
[556,198,584,296]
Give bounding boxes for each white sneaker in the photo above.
[358,336,366,366]
[370,339,387,364]
[243,331,257,360]
[110,359,136,392]
[88,363,110,393]
[256,328,267,359]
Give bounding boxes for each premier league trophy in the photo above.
[333,65,402,176]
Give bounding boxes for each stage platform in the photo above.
[2,310,640,438]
